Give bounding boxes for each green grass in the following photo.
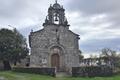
[0,71,120,80]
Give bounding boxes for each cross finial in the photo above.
[55,0,57,3]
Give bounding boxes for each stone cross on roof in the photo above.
[55,0,57,3]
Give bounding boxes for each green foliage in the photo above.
[12,67,55,77]
[100,48,120,69]
[72,66,113,77]
[1,71,120,80]
[0,28,28,63]
[101,48,117,57]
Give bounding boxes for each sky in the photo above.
[0,0,120,57]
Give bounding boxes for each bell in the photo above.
[55,17,58,21]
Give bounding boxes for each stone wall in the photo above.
[29,24,80,72]
[72,66,113,77]
[12,67,56,77]
[0,61,4,70]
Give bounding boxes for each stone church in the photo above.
[29,1,81,72]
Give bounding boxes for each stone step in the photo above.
[0,77,5,80]
[56,72,71,77]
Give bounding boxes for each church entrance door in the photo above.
[51,54,60,70]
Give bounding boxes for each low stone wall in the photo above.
[72,66,113,77]
[12,67,56,77]
[0,62,4,70]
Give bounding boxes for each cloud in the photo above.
[0,0,53,29]
[65,0,120,53]
[66,0,120,14]
[80,38,120,52]
[66,0,120,28]
[0,0,120,55]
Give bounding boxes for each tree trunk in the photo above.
[3,60,11,70]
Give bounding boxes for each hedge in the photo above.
[72,66,113,77]
[12,67,56,77]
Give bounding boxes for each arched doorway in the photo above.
[51,54,60,70]
[50,46,64,71]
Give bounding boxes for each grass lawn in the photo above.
[0,71,120,80]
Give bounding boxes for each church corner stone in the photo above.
[29,1,81,73]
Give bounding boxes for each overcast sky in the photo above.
[0,0,120,56]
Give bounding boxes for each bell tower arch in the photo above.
[43,0,69,27]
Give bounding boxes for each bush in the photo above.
[72,66,113,77]
[12,67,56,77]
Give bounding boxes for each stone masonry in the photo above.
[29,1,81,73]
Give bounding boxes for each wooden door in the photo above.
[51,54,60,70]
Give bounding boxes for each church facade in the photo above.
[29,1,81,72]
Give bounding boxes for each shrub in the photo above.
[72,66,113,77]
[12,67,56,77]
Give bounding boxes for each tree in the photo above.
[100,48,120,70]
[0,28,28,70]
[100,48,117,57]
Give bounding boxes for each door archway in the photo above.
[49,45,65,71]
[51,54,60,70]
